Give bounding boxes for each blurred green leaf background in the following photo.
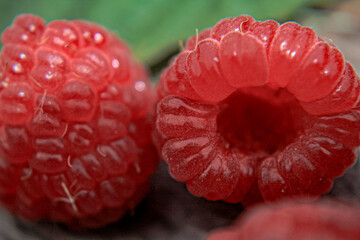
[0,0,332,67]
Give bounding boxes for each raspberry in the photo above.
[206,200,360,240]
[155,15,360,204]
[0,14,158,228]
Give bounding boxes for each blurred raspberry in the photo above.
[0,14,158,228]
[207,199,360,240]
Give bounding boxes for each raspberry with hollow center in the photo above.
[155,15,360,205]
[206,200,360,240]
[0,14,158,228]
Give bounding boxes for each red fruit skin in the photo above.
[219,32,268,88]
[0,14,158,228]
[206,200,360,240]
[187,39,235,103]
[300,62,360,115]
[155,15,360,206]
[268,22,317,88]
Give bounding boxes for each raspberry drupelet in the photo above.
[155,15,360,205]
[207,200,360,240]
[0,14,158,228]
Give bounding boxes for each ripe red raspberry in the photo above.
[155,15,360,205]
[206,200,360,240]
[0,14,158,228]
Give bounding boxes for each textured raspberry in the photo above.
[0,14,158,228]
[206,200,360,240]
[155,15,360,205]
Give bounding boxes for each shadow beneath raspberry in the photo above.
[0,162,243,240]
[327,156,360,201]
[1,158,359,240]
[1,157,359,240]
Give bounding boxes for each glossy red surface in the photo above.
[155,15,360,205]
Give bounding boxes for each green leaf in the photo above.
[0,0,331,64]
[87,0,325,63]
